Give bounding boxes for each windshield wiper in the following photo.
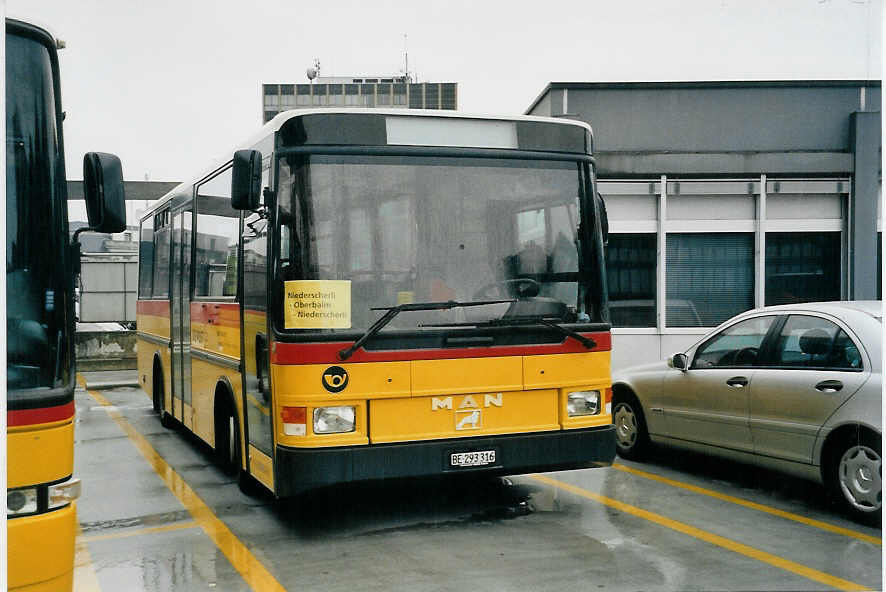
[419,315,597,350]
[338,299,515,360]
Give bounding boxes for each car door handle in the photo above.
[726,376,748,388]
[815,380,843,393]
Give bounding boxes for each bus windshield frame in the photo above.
[271,148,606,344]
[6,23,73,404]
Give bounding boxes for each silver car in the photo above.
[612,301,882,524]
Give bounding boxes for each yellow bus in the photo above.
[136,110,614,497]
[6,18,125,591]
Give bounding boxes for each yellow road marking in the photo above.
[73,525,102,592]
[85,387,287,592]
[79,520,199,544]
[613,462,881,546]
[531,474,870,592]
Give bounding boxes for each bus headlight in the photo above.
[313,406,356,434]
[48,478,81,509]
[567,391,601,417]
[7,487,38,515]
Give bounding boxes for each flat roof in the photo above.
[525,79,882,115]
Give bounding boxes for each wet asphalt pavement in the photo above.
[73,375,882,592]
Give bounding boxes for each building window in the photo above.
[425,83,439,109]
[296,84,311,106]
[263,84,278,95]
[280,84,294,95]
[393,83,407,106]
[606,234,656,327]
[328,84,344,106]
[666,233,754,327]
[361,84,376,107]
[409,83,424,108]
[440,83,456,109]
[765,232,840,306]
[195,168,239,298]
[377,83,391,105]
[312,84,328,106]
[263,110,277,123]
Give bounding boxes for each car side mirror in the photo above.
[668,353,688,371]
[83,152,125,233]
[231,149,262,210]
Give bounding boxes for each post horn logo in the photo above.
[321,366,349,393]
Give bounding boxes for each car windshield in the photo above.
[275,154,598,333]
[6,32,71,390]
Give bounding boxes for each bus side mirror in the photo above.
[596,192,609,247]
[83,152,125,233]
[232,149,262,210]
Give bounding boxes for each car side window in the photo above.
[771,315,863,370]
[691,316,775,369]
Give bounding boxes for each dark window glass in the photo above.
[264,110,277,123]
[409,84,423,108]
[139,217,154,297]
[765,232,841,305]
[263,84,279,95]
[606,234,656,327]
[152,219,171,299]
[280,84,294,95]
[195,168,239,298]
[440,83,457,109]
[6,33,71,390]
[425,83,439,109]
[296,84,311,106]
[771,315,862,370]
[393,83,407,106]
[692,315,775,369]
[667,233,753,327]
[878,233,882,300]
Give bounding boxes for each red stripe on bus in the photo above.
[7,401,75,427]
[271,332,611,365]
[137,300,171,316]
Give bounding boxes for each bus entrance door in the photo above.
[240,211,274,487]
[170,209,193,429]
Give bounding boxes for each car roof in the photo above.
[748,301,882,321]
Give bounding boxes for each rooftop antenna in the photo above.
[400,34,412,83]
[306,58,320,83]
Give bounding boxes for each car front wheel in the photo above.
[613,393,650,460]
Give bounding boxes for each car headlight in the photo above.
[48,478,81,509]
[7,487,38,515]
[313,406,356,434]
[567,391,601,417]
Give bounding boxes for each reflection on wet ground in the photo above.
[269,475,545,540]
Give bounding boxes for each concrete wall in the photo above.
[75,329,137,371]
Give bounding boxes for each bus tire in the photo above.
[154,361,174,429]
[215,398,241,477]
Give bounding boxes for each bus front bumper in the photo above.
[8,502,77,592]
[274,424,615,497]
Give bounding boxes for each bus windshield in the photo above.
[6,32,71,390]
[275,154,598,334]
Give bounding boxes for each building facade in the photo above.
[262,77,457,123]
[526,81,882,371]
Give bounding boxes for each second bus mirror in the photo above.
[232,149,262,210]
[83,152,126,234]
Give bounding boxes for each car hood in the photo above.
[613,360,671,382]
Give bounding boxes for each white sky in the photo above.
[8,0,883,191]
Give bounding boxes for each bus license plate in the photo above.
[450,450,496,467]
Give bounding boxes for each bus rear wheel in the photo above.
[154,365,174,429]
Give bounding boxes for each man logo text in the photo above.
[431,393,503,411]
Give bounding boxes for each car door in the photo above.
[661,315,777,452]
[749,314,870,463]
